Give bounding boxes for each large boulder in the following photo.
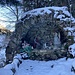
[6,6,74,63]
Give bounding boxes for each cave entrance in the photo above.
[21,24,67,50]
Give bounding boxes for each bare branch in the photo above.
[6,5,17,16]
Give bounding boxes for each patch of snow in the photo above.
[64,27,75,41]
[4,54,22,71]
[73,32,75,37]
[72,20,75,23]
[68,43,75,57]
[0,34,10,66]
[0,48,6,66]
[0,68,13,75]
[54,11,58,18]
[14,58,75,75]
[14,54,22,60]
[64,27,75,31]
[0,34,6,47]
[20,52,28,58]
[57,14,65,19]
[72,58,75,69]
[60,18,71,22]
[0,48,6,59]
[4,59,19,72]
[63,10,71,17]
[21,6,75,23]
[11,59,19,70]
[64,27,75,36]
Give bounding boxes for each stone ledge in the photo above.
[30,49,67,61]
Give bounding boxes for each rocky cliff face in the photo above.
[6,6,75,62]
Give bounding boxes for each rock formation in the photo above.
[6,6,75,62]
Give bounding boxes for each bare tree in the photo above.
[0,4,23,31]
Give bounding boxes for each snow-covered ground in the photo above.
[0,34,9,67]
[0,57,75,75]
[14,58,75,75]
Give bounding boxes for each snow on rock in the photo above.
[68,43,75,57]
[14,54,22,60]
[4,54,22,72]
[64,27,75,37]
[64,27,75,31]
[57,14,65,19]
[64,27,75,41]
[60,18,70,22]
[4,63,14,70]
[21,6,75,23]
[54,11,59,18]
[20,52,28,59]
[4,59,20,71]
